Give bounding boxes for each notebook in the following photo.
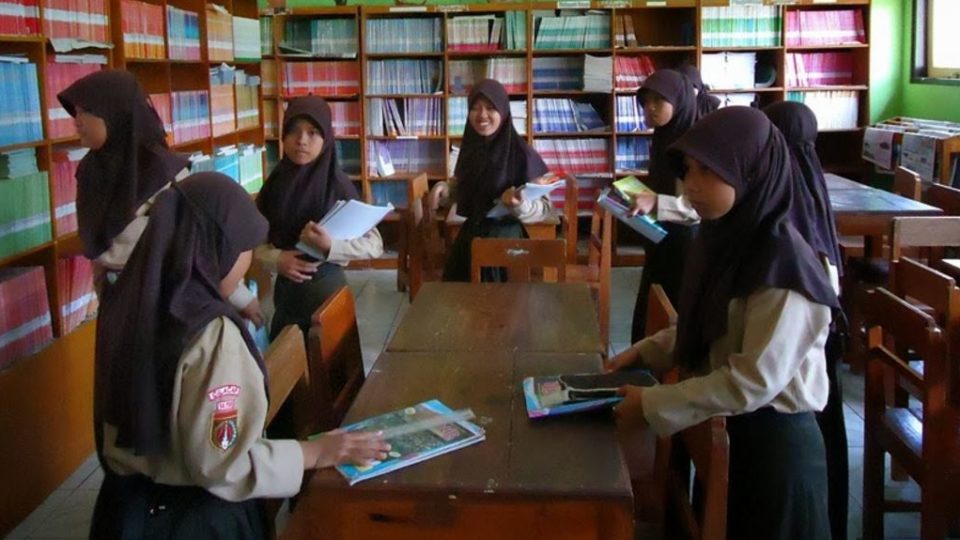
[296,199,393,258]
[596,187,668,243]
[523,370,657,418]
[486,178,566,218]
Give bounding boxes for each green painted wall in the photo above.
[869,0,904,122]
[895,0,960,122]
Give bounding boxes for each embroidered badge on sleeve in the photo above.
[207,385,241,451]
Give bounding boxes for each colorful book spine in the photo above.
[365,17,441,53]
[45,57,104,139]
[787,90,859,130]
[282,17,357,57]
[448,58,526,95]
[533,139,609,175]
[0,0,39,35]
[785,9,866,47]
[166,5,201,61]
[206,3,234,62]
[614,55,655,90]
[0,266,54,369]
[42,0,108,44]
[365,59,441,94]
[0,166,51,258]
[235,72,260,131]
[0,60,44,147]
[56,255,95,335]
[237,144,264,193]
[329,101,360,136]
[701,6,781,48]
[121,0,165,59]
[282,61,360,96]
[171,90,211,144]
[615,138,649,172]
[51,145,86,237]
[786,52,854,87]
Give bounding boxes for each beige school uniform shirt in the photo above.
[95,169,257,310]
[634,285,833,437]
[254,227,384,272]
[101,316,304,501]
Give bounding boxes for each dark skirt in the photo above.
[89,471,266,540]
[269,262,347,340]
[631,222,697,342]
[727,408,831,540]
[442,215,527,282]
[818,329,849,540]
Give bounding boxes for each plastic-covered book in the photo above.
[523,370,658,418]
[331,399,485,485]
[596,187,668,243]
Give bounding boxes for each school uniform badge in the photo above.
[207,385,241,451]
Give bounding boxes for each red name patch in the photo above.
[207,385,241,402]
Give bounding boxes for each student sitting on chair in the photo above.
[429,78,556,282]
[610,107,838,540]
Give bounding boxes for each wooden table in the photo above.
[827,173,943,257]
[281,351,634,540]
[386,282,603,354]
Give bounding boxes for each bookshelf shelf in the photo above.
[617,46,697,53]
[531,48,614,56]
[0,242,54,269]
[785,43,868,51]
[534,131,614,138]
[701,46,783,52]
[0,140,45,153]
[616,130,655,136]
[0,34,44,43]
[787,85,868,91]
[447,50,527,58]
[711,87,784,93]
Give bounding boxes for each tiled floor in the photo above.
[4,268,929,539]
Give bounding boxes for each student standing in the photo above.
[611,107,838,540]
[430,79,555,282]
[89,173,389,539]
[629,69,701,341]
[57,70,262,324]
[677,63,721,117]
[256,96,383,340]
[765,100,847,540]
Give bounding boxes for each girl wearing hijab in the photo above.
[610,107,838,539]
[764,100,847,540]
[89,173,389,539]
[256,96,383,340]
[629,69,702,341]
[677,63,721,118]
[57,70,263,324]
[429,79,555,282]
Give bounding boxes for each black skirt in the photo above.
[631,222,697,342]
[442,215,527,282]
[89,471,266,540]
[269,261,347,340]
[726,408,831,540]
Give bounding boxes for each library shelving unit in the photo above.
[258,0,872,266]
[0,1,113,534]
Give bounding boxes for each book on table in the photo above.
[595,184,668,244]
[523,370,658,419]
[325,399,485,485]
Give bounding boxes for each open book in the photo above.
[328,399,485,485]
[486,178,566,218]
[596,186,668,244]
[295,199,393,259]
[523,370,658,418]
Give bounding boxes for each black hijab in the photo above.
[257,96,359,249]
[97,173,269,455]
[678,64,721,118]
[638,69,698,196]
[763,101,842,273]
[667,107,839,371]
[454,79,548,218]
[58,70,190,260]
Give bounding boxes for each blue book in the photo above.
[596,187,668,244]
[330,399,485,486]
[523,370,657,418]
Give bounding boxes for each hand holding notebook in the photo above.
[296,199,393,259]
[486,178,566,218]
[523,369,657,418]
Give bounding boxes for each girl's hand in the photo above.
[500,187,522,208]
[429,182,450,211]
[277,250,319,283]
[531,172,558,185]
[302,429,392,469]
[605,345,641,372]
[300,221,333,253]
[613,385,649,429]
[629,192,657,216]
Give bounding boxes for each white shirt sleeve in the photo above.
[655,194,701,225]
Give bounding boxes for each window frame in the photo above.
[911,0,960,85]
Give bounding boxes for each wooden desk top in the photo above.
[301,351,633,501]
[386,282,603,354]
[826,173,942,216]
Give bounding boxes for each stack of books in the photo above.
[615,139,650,173]
[281,17,356,58]
[615,95,646,133]
[533,139,609,175]
[51,146,86,237]
[366,140,445,177]
[42,0,109,49]
[366,60,442,94]
[787,91,859,130]
[365,18,441,53]
[210,64,237,137]
[614,56,655,90]
[448,58,526,95]
[701,6,781,47]
[533,98,605,133]
[260,16,272,56]
[171,90,211,144]
[45,54,105,139]
[232,16,260,62]
[237,144,264,194]
[149,93,173,142]
[532,56,582,91]
[533,11,609,50]
[366,97,443,137]
[786,52,854,87]
[282,61,360,96]
[0,266,53,369]
[206,3,234,62]
[701,52,757,90]
[328,101,361,137]
[234,69,260,131]
[0,149,51,259]
[0,0,39,35]
[121,0,164,59]
[214,145,239,183]
[56,256,96,335]
[447,15,506,52]
[166,5,201,61]
[786,9,865,47]
[0,58,43,147]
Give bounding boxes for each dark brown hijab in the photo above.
[58,70,189,260]
[455,79,548,219]
[638,69,699,196]
[257,96,359,249]
[678,64,721,118]
[763,101,842,273]
[667,107,839,371]
[97,173,268,455]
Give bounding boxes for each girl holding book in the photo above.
[678,64,721,117]
[57,70,262,327]
[629,69,702,341]
[765,100,846,540]
[89,173,389,539]
[256,96,383,340]
[610,107,837,539]
[429,79,556,282]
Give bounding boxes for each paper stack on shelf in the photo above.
[0,266,53,369]
[786,52,854,87]
[787,90,858,131]
[582,54,612,93]
[701,52,757,90]
[42,0,109,48]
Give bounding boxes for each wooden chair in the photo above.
[405,179,445,301]
[890,216,960,281]
[469,237,566,282]
[924,182,960,216]
[839,166,923,264]
[566,204,613,352]
[295,286,366,437]
[395,173,430,294]
[862,287,960,540]
[559,173,581,264]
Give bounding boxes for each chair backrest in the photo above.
[397,173,430,296]
[584,205,613,348]
[263,325,309,427]
[893,166,922,201]
[405,176,444,301]
[647,284,729,540]
[470,238,567,282]
[924,183,960,216]
[560,173,580,264]
[890,216,960,264]
[299,286,366,436]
